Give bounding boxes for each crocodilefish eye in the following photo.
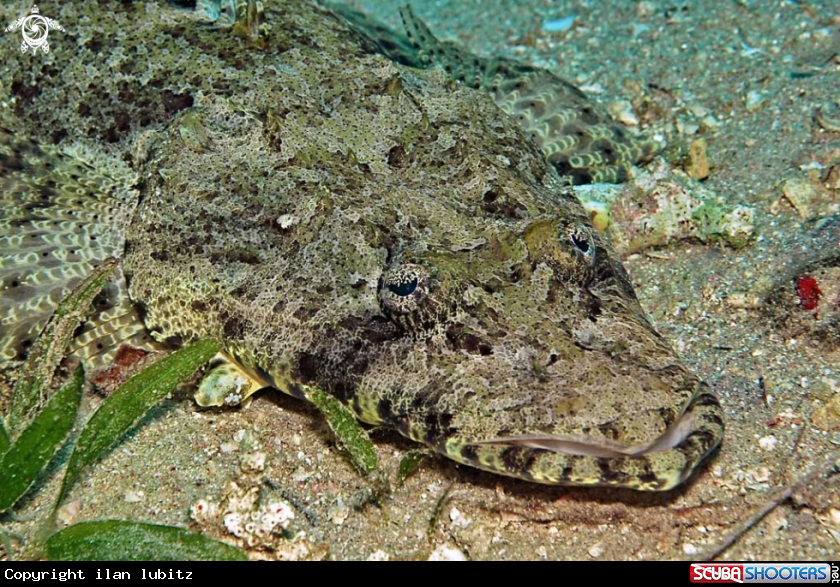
[566,223,597,263]
[379,263,431,314]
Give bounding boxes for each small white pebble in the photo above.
[683,542,699,555]
[578,83,605,95]
[56,499,82,525]
[543,16,576,33]
[758,436,778,451]
[688,103,709,118]
[744,90,764,111]
[428,545,467,561]
[799,161,824,171]
[329,498,349,526]
[219,443,237,454]
[676,117,700,136]
[241,451,267,472]
[636,1,655,18]
[449,506,471,528]
[292,467,313,483]
[588,542,604,558]
[368,550,390,561]
[608,100,639,127]
[124,490,144,503]
[753,466,772,483]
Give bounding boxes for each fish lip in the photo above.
[468,389,702,458]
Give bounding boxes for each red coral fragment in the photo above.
[92,345,150,392]
[795,275,821,311]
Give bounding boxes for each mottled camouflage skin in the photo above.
[1,1,721,489]
[336,4,659,185]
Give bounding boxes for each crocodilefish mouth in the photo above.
[448,382,723,491]
[337,318,722,492]
[474,408,701,458]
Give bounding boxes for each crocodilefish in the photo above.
[0,0,722,490]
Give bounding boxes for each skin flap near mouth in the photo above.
[471,411,698,458]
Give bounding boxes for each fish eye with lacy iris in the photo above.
[0,0,721,491]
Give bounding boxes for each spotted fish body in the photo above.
[339,4,659,185]
[0,0,722,490]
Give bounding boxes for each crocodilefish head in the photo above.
[343,211,723,491]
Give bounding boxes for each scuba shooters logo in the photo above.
[690,563,838,583]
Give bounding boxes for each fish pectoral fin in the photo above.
[194,352,268,407]
[0,128,144,368]
[69,264,160,368]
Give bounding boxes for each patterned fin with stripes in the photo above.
[0,129,153,368]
